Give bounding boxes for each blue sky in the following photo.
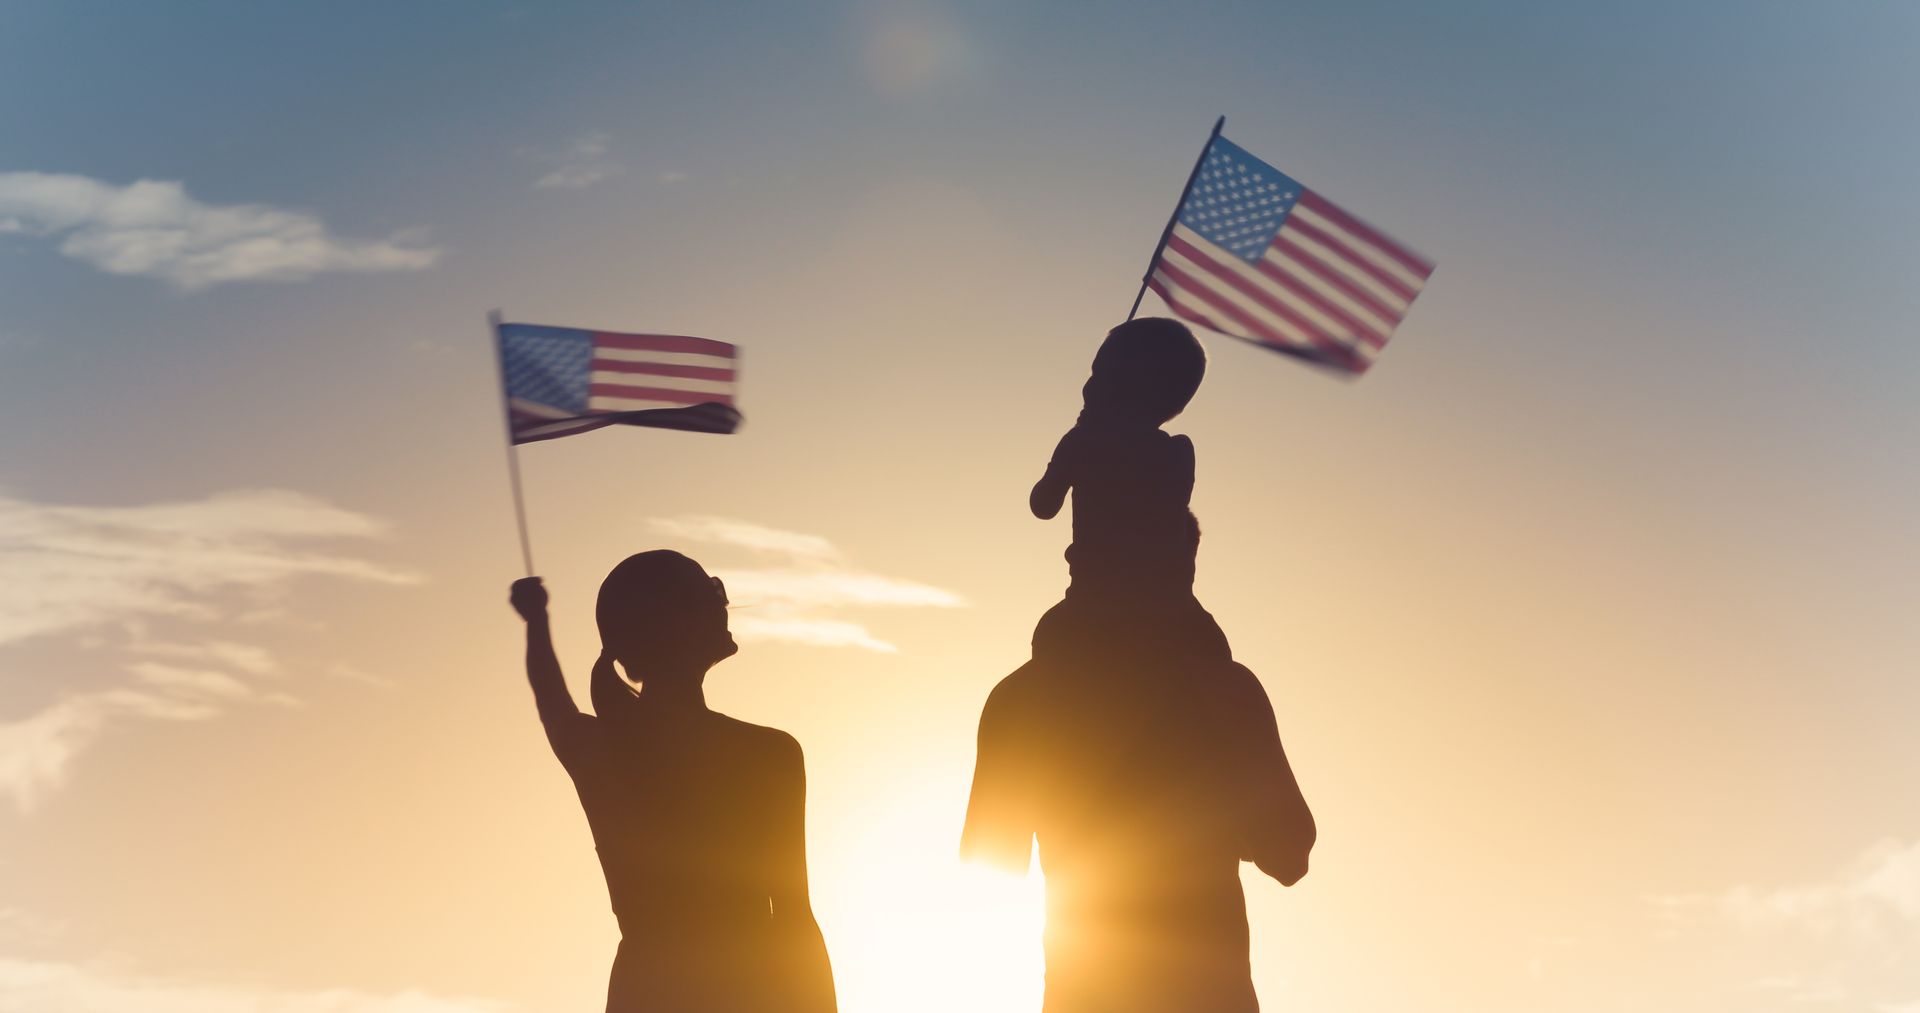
[3,2,1919,1011]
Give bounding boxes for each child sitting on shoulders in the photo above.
[1027,317,1232,664]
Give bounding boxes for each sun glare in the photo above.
[823,848,1047,1012]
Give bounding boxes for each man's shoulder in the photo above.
[983,662,1045,710]
[982,660,1095,731]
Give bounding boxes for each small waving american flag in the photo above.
[1147,134,1434,375]
[496,321,741,444]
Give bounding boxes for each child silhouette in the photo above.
[1027,317,1231,665]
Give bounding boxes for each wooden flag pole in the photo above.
[1126,114,1225,321]
[487,309,537,576]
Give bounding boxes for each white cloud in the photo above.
[532,133,622,190]
[718,569,963,610]
[1656,839,1920,939]
[0,957,507,1013]
[128,662,255,700]
[131,639,279,677]
[729,616,900,654]
[0,689,215,813]
[1650,838,1920,1010]
[650,515,840,561]
[0,489,417,648]
[647,515,962,652]
[0,489,417,811]
[0,172,439,290]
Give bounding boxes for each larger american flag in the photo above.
[497,322,741,444]
[1147,135,1434,375]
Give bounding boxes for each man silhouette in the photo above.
[510,551,836,1012]
[963,318,1315,1011]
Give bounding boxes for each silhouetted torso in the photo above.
[966,654,1287,1012]
[1053,424,1197,598]
[559,706,806,1012]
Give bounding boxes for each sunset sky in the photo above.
[3,2,1918,1010]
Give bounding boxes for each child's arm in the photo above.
[508,577,597,768]
[1029,428,1084,520]
[1171,434,1196,502]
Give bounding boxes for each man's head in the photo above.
[1083,317,1207,425]
[596,550,736,679]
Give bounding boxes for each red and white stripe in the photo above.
[588,332,738,411]
[1148,189,1433,374]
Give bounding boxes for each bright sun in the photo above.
[829,859,1046,1013]
[816,794,1048,1013]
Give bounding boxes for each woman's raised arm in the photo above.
[509,577,596,767]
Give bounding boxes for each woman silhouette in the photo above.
[509,551,836,1012]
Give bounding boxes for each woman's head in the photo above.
[596,550,737,678]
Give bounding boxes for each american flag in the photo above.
[496,322,741,444]
[1147,135,1434,375]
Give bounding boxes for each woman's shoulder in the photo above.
[711,713,806,768]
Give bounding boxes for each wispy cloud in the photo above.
[130,638,279,677]
[0,489,417,811]
[650,516,839,561]
[0,689,214,813]
[727,616,898,654]
[647,515,962,653]
[532,133,623,190]
[1649,837,1920,1009]
[0,489,417,648]
[718,569,962,610]
[0,172,439,290]
[0,957,507,1013]
[1653,838,1920,939]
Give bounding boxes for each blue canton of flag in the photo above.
[1177,137,1302,262]
[502,327,593,415]
[1148,133,1434,375]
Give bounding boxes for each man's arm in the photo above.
[766,733,837,1013]
[508,577,596,768]
[1223,663,1315,886]
[960,675,1036,873]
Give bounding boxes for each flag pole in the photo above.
[487,309,537,576]
[1126,114,1225,321]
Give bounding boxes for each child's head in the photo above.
[1083,317,1207,425]
[596,550,736,677]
